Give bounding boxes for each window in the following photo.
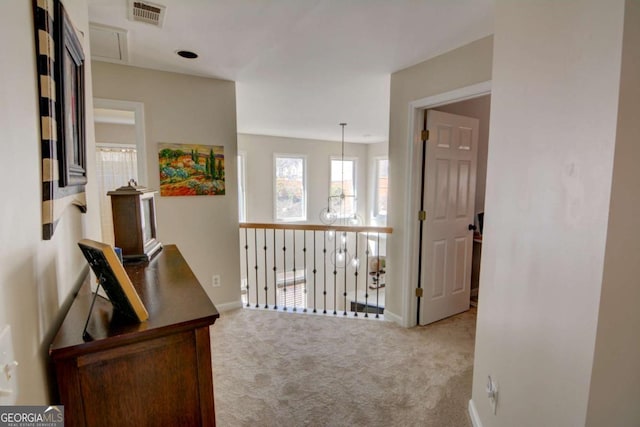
[241,271,307,309]
[374,158,388,219]
[330,158,356,218]
[237,153,246,222]
[274,155,306,221]
[277,270,307,309]
[278,283,307,309]
[95,144,138,244]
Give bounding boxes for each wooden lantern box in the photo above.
[108,181,162,261]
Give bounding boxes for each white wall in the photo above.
[238,133,369,224]
[387,36,493,321]
[0,0,100,403]
[92,62,241,306]
[586,1,640,424]
[94,123,136,145]
[471,1,627,425]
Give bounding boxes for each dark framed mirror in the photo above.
[55,0,87,187]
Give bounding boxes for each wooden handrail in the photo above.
[240,222,393,234]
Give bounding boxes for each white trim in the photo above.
[93,109,135,125]
[215,300,243,312]
[93,98,148,186]
[409,81,493,111]
[237,151,247,222]
[382,309,402,325]
[243,305,388,321]
[400,81,492,327]
[96,142,137,150]
[372,156,389,222]
[468,399,483,427]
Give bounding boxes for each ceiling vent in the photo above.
[128,0,166,27]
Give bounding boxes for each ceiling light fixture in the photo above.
[319,123,362,269]
[320,123,360,226]
[176,50,198,59]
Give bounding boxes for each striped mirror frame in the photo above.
[33,0,87,240]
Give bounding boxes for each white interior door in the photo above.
[419,109,479,325]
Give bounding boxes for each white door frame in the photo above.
[93,98,148,185]
[399,81,491,327]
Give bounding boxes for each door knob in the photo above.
[468,224,477,231]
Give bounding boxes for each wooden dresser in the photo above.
[50,245,220,426]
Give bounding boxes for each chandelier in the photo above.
[319,123,362,268]
[319,123,361,226]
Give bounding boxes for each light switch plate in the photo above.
[0,325,18,405]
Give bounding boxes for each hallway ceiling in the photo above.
[87,0,493,143]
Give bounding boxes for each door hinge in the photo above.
[415,287,424,298]
[421,130,430,141]
[418,210,426,221]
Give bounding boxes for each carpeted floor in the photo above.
[211,308,476,427]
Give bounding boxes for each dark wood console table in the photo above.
[50,245,220,426]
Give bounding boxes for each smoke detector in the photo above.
[128,0,166,27]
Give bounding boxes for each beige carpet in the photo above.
[211,308,476,427]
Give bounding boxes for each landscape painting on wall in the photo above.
[158,143,225,196]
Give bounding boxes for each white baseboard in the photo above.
[468,399,483,427]
[215,301,243,312]
[383,309,403,325]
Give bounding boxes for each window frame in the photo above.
[373,157,389,221]
[273,154,307,222]
[237,152,247,222]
